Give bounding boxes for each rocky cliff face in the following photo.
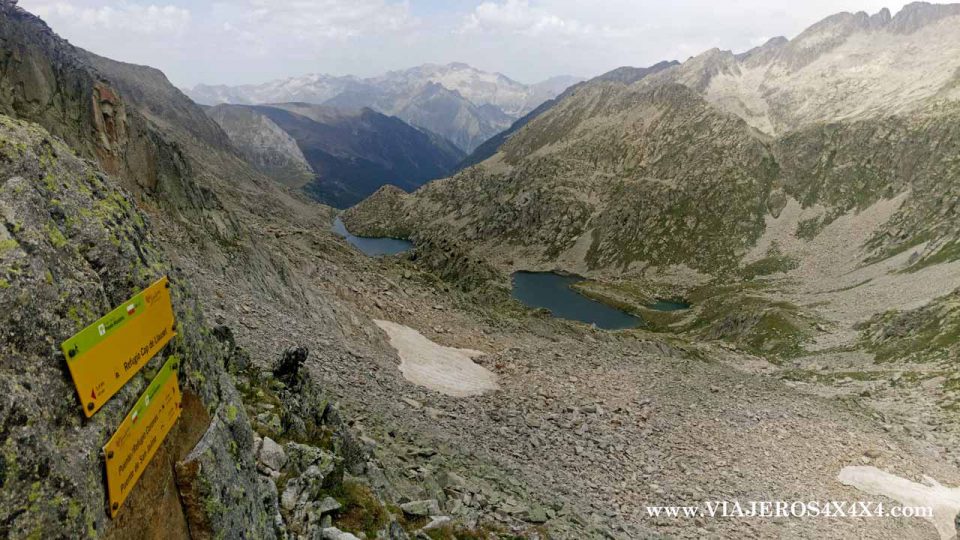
[0,114,273,538]
[0,0,255,244]
[641,2,960,135]
[206,104,315,188]
[0,2,294,535]
[0,3,173,195]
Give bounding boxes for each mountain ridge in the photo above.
[346,2,960,297]
[638,2,960,135]
[186,63,583,153]
[207,103,464,208]
[457,60,680,170]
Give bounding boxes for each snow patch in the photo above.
[838,466,960,540]
[374,320,499,397]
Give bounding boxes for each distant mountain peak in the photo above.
[637,2,960,135]
[206,102,464,208]
[889,1,960,33]
[185,62,583,153]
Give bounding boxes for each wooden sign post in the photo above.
[102,355,182,517]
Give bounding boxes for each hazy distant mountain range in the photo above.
[206,103,465,208]
[186,63,583,153]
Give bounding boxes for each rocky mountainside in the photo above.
[639,2,960,135]
[205,104,315,188]
[368,63,556,118]
[359,81,511,155]
[186,63,583,153]
[458,61,679,170]
[0,1,290,536]
[5,1,960,539]
[0,2,231,217]
[349,82,777,273]
[0,3,510,538]
[0,111,269,538]
[207,103,464,208]
[345,8,960,517]
[347,3,960,278]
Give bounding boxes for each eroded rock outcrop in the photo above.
[0,115,273,537]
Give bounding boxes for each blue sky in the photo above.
[19,0,907,88]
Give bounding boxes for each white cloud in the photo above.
[17,0,419,84]
[16,0,910,87]
[460,0,599,37]
[453,0,908,81]
[26,1,190,35]
[212,0,416,52]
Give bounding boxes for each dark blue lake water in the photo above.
[332,217,413,256]
[510,271,643,330]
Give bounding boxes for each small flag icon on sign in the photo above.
[126,304,136,316]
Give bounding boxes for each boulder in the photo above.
[280,482,301,512]
[400,499,441,517]
[175,410,277,539]
[420,516,452,531]
[259,437,288,472]
[321,527,361,540]
[524,505,550,524]
[385,521,410,539]
[317,496,341,514]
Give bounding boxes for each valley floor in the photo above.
[172,207,959,539]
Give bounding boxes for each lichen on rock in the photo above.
[0,114,272,538]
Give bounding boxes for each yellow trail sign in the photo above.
[61,276,176,417]
[103,355,182,518]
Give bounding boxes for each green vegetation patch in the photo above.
[695,301,810,359]
[680,282,815,360]
[570,275,814,360]
[44,224,68,249]
[906,240,960,273]
[328,480,390,538]
[857,289,960,363]
[863,230,931,266]
[795,217,823,240]
[740,246,799,280]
